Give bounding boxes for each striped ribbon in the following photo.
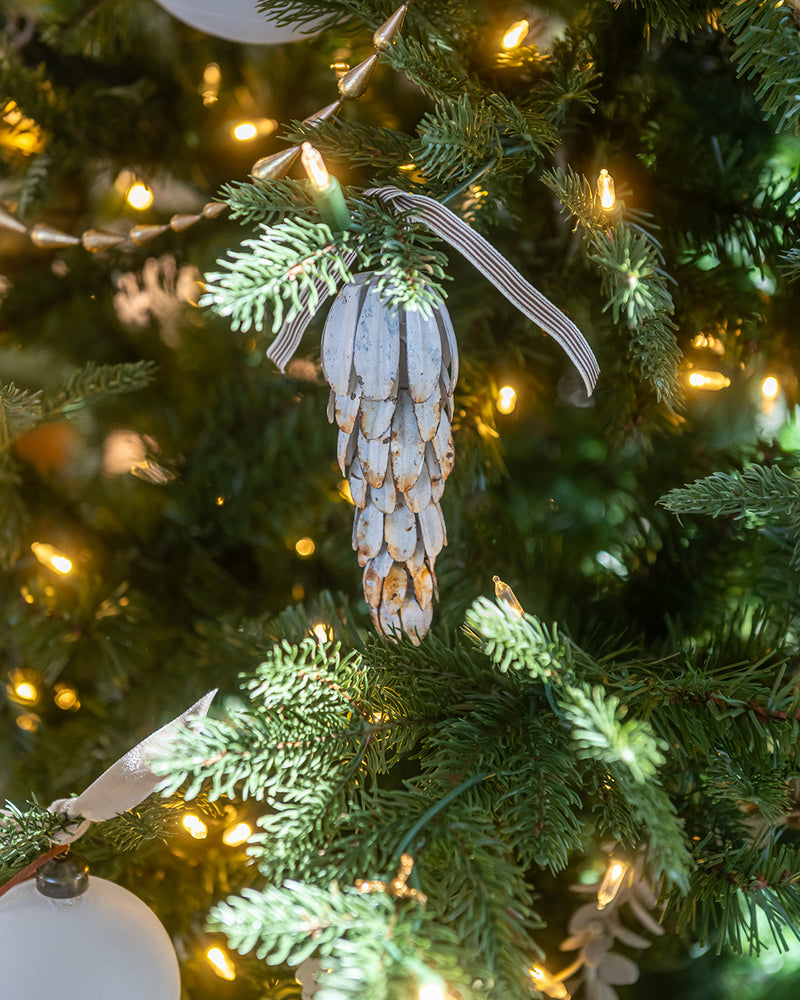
[365,186,600,395]
[267,250,359,371]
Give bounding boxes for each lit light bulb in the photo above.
[295,537,316,557]
[14,680,38,704]
[313,622,333,643]
[596,168,616,211]
[126,182,154,211]
[206,946,236,981]
[233,122,258,141]
[529,967,570,999]
[215,495,225,506]
[53,683,80,711]
[337,479,355,504]
[301,142,332,192]
[496,385,518,414]
[201,62,221,106]
[222,822,252,847]
[182,814,208,839]
[502,19,530,49]
[16,713,41,733]
[493,576,525,618]
[31,542,73,574]
[687,370,730,391]
[761,376,779,399]
[597,858,630,910]
[419,984,446,1000]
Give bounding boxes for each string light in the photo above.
[221,822,252,847]
[300,142,352,230]
[200,62,221,106]
[761,376,779,399]
[597,858,630,910]
[9,670,39,705]
[292,583,306,602]
[493,576,525,618]
[502,19,530,49]
[301,141,332,191]
[15,713,41,733]
[529,967,570,999]
[206,946,236,981]
[53,683,80,711]
[496,385,517,414]
[215,495,226,506]
[691,333,725,355]
[295,537,316,557]
[125,182,154,211]
[232,118,277,142]
[687,370,730,391]
[182,814,208,839]
[31,542,72,574]
[596,169,616,212]
[337,478,355,504]
[418,984,446,1000]
[312,622,333,643]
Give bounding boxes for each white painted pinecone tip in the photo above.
[322,273,458,645]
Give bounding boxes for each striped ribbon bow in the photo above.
[267,186,599,396]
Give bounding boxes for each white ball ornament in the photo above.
[151,0,318,45]
[0,855,180,1000]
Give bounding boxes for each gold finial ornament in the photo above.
[492,575,525,618]
[0,206,28,235]
[338,53,379,100]
[81,229,126,252]
[251,145,301,181]
[129,223,170,245]
[303,100,342,125]
[373,3,409,50]
[169,213,203,232]
[29,223,80,248]
[202,202,227,219]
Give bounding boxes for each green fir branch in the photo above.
[202,219,367,334]
[542,166,682,402]
[220,177,317,226]
[720,0,800,133]
[41,361,157,421]
[282,119,412,173]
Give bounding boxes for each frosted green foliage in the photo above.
[660,464,800,567]
[465,596,570,678]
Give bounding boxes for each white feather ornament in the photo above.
[322,272,458,644]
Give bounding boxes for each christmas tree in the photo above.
[2,0,800,997]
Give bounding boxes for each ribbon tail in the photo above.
[267,250,359,372]
[366,186,600,395]
[48,690,217,844]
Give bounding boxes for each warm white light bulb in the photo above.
[687,370,730,391]
[295,537,316,557]
[597,168,616,211]
[301,142,331,191]
[222,822,252,847]
[497,385,518,414]
[182,814,208,839]
[31,542,73,574]
[502,19,529,49]
[313,622,332,643]
[597,859,630,909]
[126,182,154,211]
[419,984,446,1000]
[233,122,258,141]
[206,946,236,981]
[761,376,779,399]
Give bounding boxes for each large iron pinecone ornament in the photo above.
[322,273,458,644]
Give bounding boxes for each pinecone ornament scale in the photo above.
[321,273,458,644]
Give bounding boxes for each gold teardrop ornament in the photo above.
[129,223,170,245]
[251,145,301,182]
[0,206,28,235]
[303,100,342,126]
[29,224,80,248]
[202,202,227,219]
[373,4,408,50]
[81,229,126,252]
[338,54,379,100]
[169,213,202,231]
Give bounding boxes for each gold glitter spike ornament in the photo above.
[338,53,379,100]
[0,206,28,235]
[373,3,408,49]
[251,145,301,182]
[29,224,80,248]
[81,229,126,252]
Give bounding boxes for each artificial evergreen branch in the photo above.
[659,464,800,567]
[0,800,72,882]
[720,0,800,133]
[40,361,157,420]
[542,167,681,402]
